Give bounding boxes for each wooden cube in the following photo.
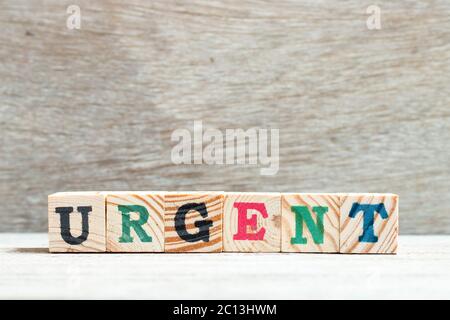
[164,192,223,253]
[223,192,281,252]
[48,192,106,252]
[281,193,340,253]
[339,193,398,254]
[106,192,165,252]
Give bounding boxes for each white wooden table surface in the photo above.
[0,233,449,299]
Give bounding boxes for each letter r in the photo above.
[118,205,152,243]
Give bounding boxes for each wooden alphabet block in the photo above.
[339,193,398,254]
[164,192,223,252]
[48,192,106,252]
[106,192,165,252]
[281,193,340,253]
[223,192,281,252]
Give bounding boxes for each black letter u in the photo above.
[55,206,92,245]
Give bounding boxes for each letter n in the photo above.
[290,206,328,245]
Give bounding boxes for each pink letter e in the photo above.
[233,202,268,241]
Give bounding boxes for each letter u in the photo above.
[55,206,92,245]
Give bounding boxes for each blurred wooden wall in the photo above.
[0,0,449,233]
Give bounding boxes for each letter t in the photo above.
[348,203,389,243]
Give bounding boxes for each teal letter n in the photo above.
[118,205,152,243]
[291,206,328,245]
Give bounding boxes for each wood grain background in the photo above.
[0,0,449,233]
